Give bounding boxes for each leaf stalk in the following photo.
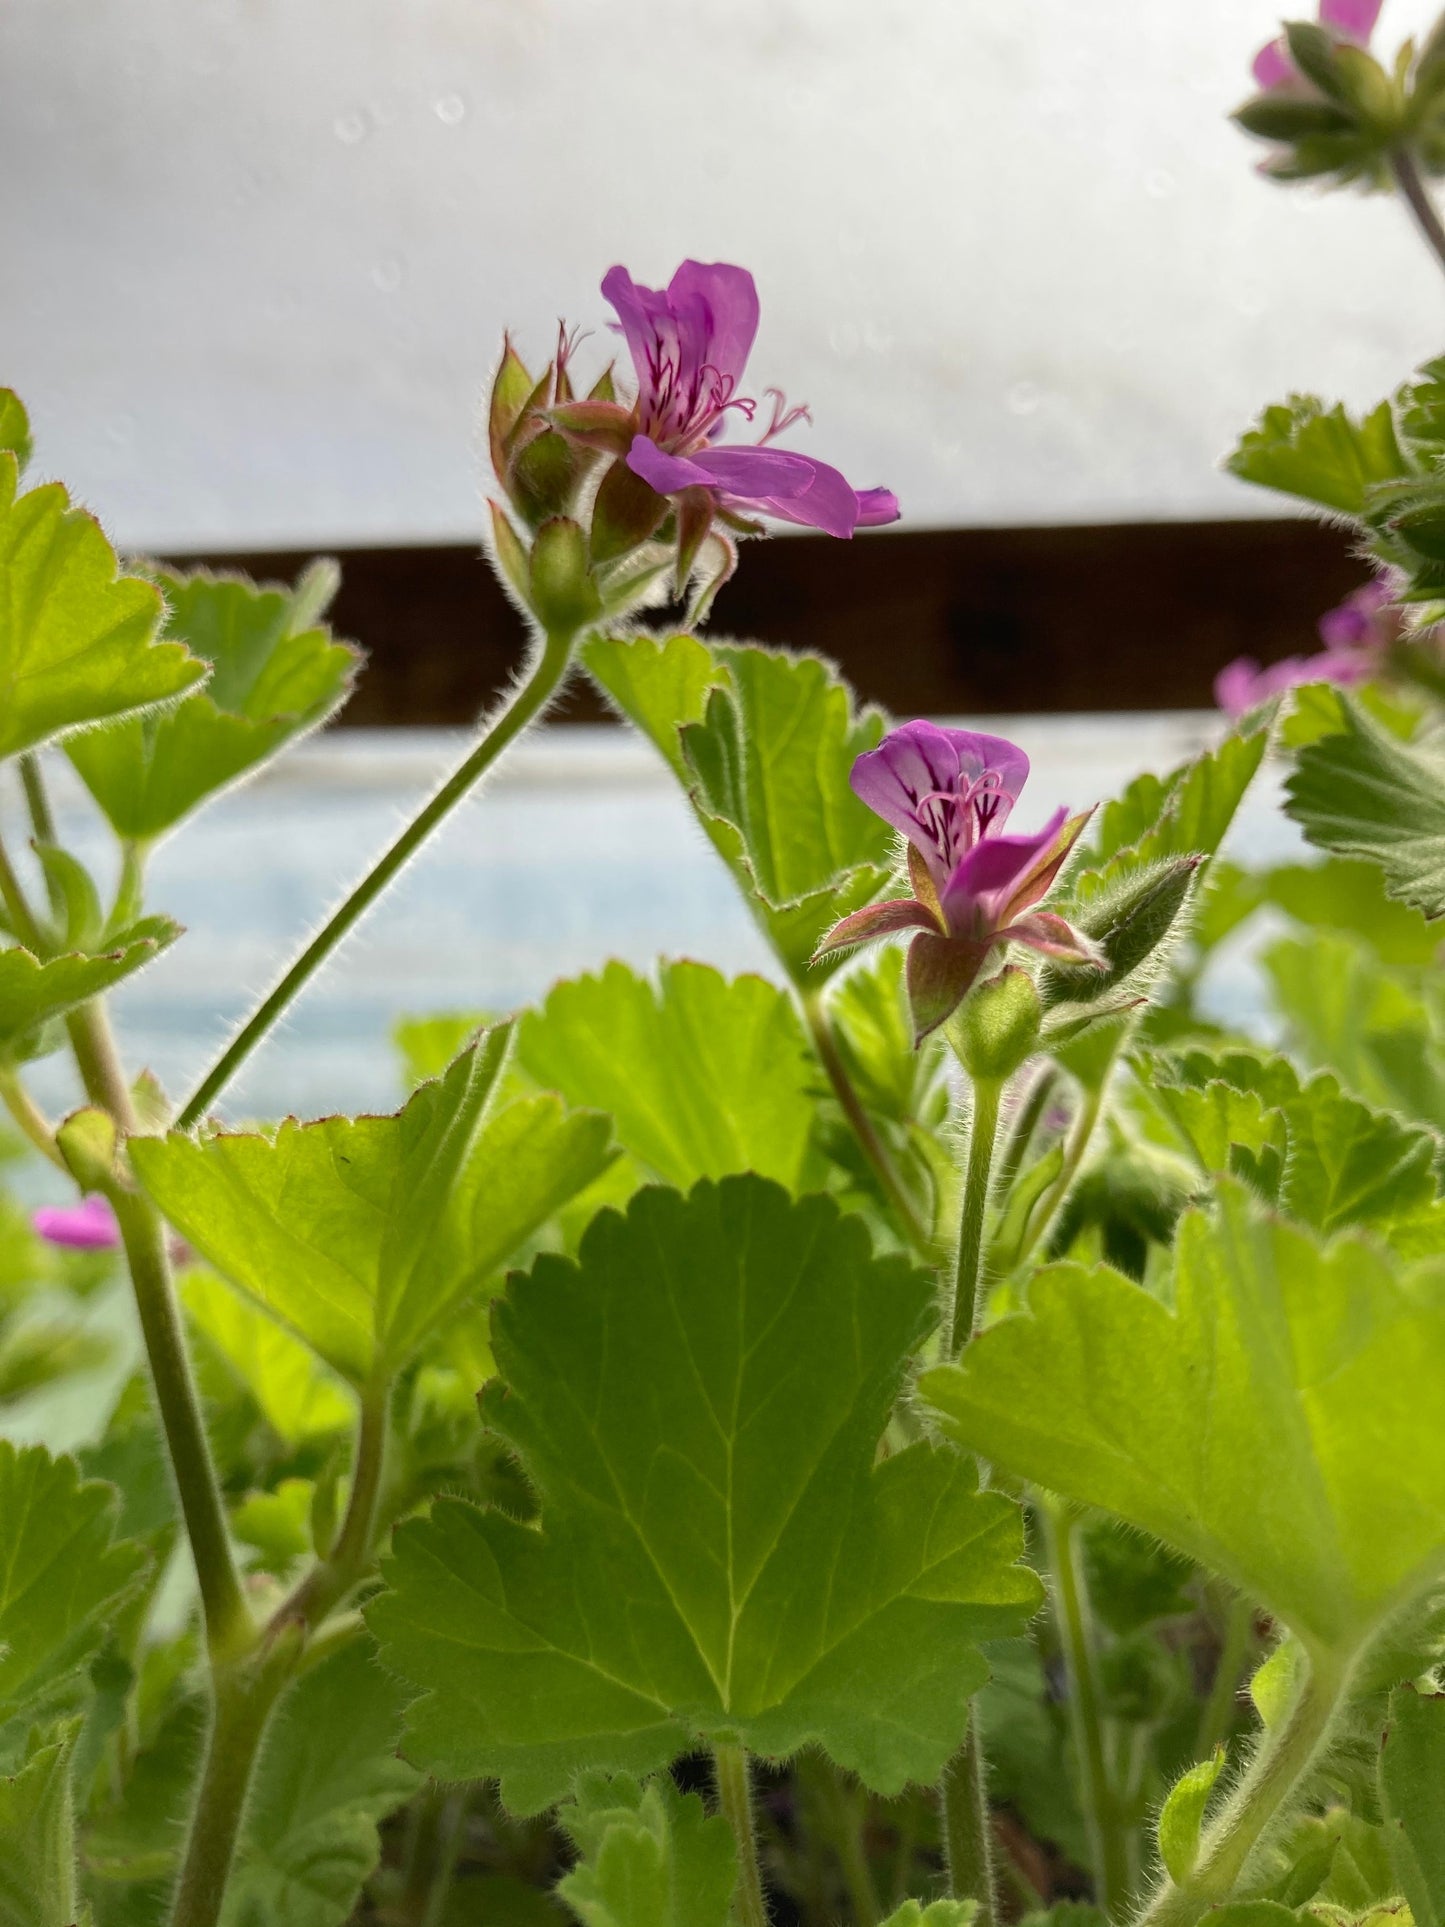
[713,1742,770,1927]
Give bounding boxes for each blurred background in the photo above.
[3,0,1437,1113]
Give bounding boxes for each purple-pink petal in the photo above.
[735,455,865,540]
[1252,36,1294,88]
[813,895,941,960]
[850,722,1030,877]
[625,435,815,502]
[940,808,1070,934]
[1320,0,1381,43]
[855,488,901,527]
[996,910,1104,966]
[1214,650,1371,719]
[664,260,760,388]
[33,1194,120,1250]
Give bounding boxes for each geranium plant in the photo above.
[6,10,1445,1926]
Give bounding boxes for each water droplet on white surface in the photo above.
[1007,381,1042,415]
[433,94,467,125]
[370,257,404,294]
[1145,168,1176,198]
[333,112,367,145]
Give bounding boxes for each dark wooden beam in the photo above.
[165,517,1363,726]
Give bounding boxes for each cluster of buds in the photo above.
[1234,1,1445,186]
[487,261,897,635]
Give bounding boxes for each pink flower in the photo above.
[554,261,898,540]
[814,721,1100,1040]
[1253,0,1382,89]
[33,1194,120,1250]
[1215,575,1405,717]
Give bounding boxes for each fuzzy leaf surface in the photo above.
[517,961,817,1193]
[0,460,206,759]
[219,1641,418,1927]
[1286,691,1445,917]
[367,1177,1040,1812]
[1226,396,1407,514]
[132,1030,614,1383]
[0,922,180,1060]
[67,566,358,839]
[556,1773,737,1927]
[923,1181,1445,1660]
[0,1443,147,1722]
[0,1723,81,1927]
[1379,1685,1445,1927]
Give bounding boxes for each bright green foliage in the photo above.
[0,1721,82,1927]
[0,460,206,761]
[367,1177,1039,1813]
[1149,1073,1287,1186]
[517,960,818,1192]
[1379,1685,1445,1927]
[584,634,892,978]
[1226,396,1407,514]
[0,391,32,473]
[0,1443,147,1722]
[218,1641,418,1927]
[1286,691,1445,917]
[1075,724,1268,897]
[230,1480,313,1566]
[1266,859,1442,967]
[922,1181,1445,1661]
[555,1774,738,1927]
[67,566,358,841]
[1157,1746,1226,1884]
[132,1029,615,1384]
[0,922,180,1060]
[182,1271,353,1448]
[393,1010,486,1088]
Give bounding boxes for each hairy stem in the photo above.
[1197,1593,1255,1762]
[177,624,580,1129]
[830,1777,880,1927]
[62,995,252,1656]
[801,989,935,1256]
[1391,147,1445,281]
[0,831,44,950]
[397,1783,467,1927]
[1134,1653,1346,1927]
[1044,1500,1135,1919]
[946,1076,1002,1357]
[168,1637,299,1927]
[17,752,67,922]
[0,1069,65,1171]
[276,1374,391,1634]
[993,1063,1058,1194]
[941,1719,996,1927]
[713,1744,769,1927]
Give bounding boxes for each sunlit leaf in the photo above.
[1227,396,1407,514]
[0,461,206,760]
[0,921,180,1061]
[368,1177,1039,1812]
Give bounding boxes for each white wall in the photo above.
[3,0,1442,552]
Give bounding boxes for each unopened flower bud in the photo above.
[589,458,669,564]
[947,965,1042,1083]
[1041,856,1200,1008]
[528,516,602,634]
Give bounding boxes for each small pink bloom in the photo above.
[815,721,1100,1040]
[33,1194,120,1250]
[594,260,898,540]
[1215,574,1407,718]
[1252,0,1382,91]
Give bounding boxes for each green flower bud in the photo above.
[947,965,1041,1083]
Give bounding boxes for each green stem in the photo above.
[712,1744,769,1927]
[801,989,935,1256]
[168,1636,299,1927]
[1043,1500,1135,1918]
[275,1374,390,1633]
[1134,1653,1345,1927]
[1391,147,1445,280]
[0,832,44,950]
[176,624,580,1129]
[1018,1082,1103,1266]
[64,1000,251,1658]
[941,1719,996,1927]
[1197,1594,1255,1762]
[830,1778,879,1927]
[993,1064,1058,1195]
[0,1069,66,1171]
[17,753,66,922]
[946,1077,1002,1357]
[397,1784,467,1927]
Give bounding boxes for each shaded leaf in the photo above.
[1379,1685,1445,1927]
[0,1442,147,1723]
[1286,690,1445,918]
[0,1721,82,1927]
[556,1773,737,1927]
[367,1177,1039,1812]
[0,462,206,760]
